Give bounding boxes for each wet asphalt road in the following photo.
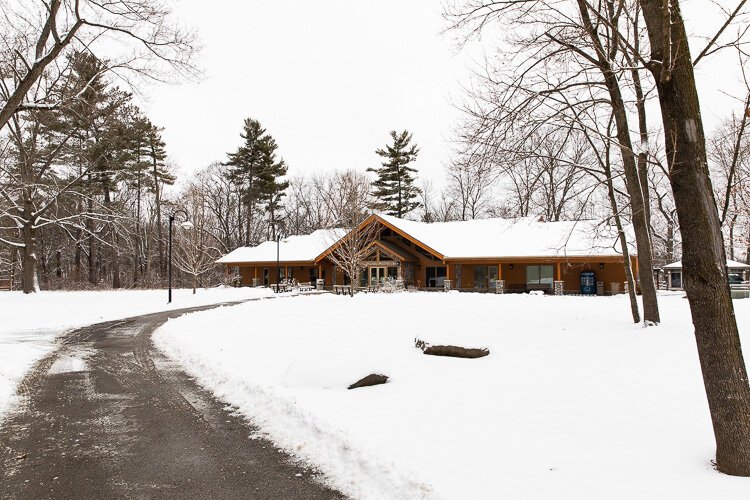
[0,303,344,500]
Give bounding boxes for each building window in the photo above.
[388,266,398,280]
[426,266,447,288]
[472,266,498,289]
[527,265,554,285]
[473,266,487,288]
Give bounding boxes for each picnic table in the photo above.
[271,283,291,293]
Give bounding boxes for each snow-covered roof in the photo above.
[217,229,346,264]
[663,259,750,270]
[376,214,630,260]
[219,216,632,265]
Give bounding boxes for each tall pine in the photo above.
[258,136,289,239]
[368,130,421,218]
[144,121,174,279]
[224,118,288,243]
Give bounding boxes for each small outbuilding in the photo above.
[662,259,750,290]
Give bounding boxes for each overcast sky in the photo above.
[142,1,749,188]
[144,0,471,187]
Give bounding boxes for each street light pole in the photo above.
[276,234,281,286]
[168,209,193,303]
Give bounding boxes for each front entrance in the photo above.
[362,266,398,287]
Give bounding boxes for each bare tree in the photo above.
[0,0,199,132]
[639,0,750,475]
[325,218,381,296]
[446,156,499,220]
[446,0,661,323]
[172,184,222,293]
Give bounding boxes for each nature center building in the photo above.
[218,214,637,295]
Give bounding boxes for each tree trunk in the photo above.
[577,0,660,324]
[604,148,640,323]
[605,70,660,324]
[112,237,121,289]
[56,250,62,280]
[729,215,738,261]
[153,160,164,280]
[666,218,675,263]
[21,221,38,294]
[641,0,750,476]
[134,171,142,285]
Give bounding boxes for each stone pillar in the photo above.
[395,278,404,290]
[316,278,325,290]
[252,277,260,287]
[444,279,452,291]
[554,280,564,296]
[623,281,629,295]
[494,279,505,294]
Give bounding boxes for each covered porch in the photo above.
[444,257,635,295]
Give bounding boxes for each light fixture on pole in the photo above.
[271,220,285,286]
[276,233,281,286]
[168,209,193,303]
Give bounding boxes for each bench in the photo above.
[504,283,553,294]
[526,283,552,294]
[333,284,352,295]
[271,283,291,293]
[298,282,315,292]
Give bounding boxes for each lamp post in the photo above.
[276,233,281,286]
[168,209,193,303]
[271,220,285,286]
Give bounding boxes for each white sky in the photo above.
[142,1,749,188]
[145,0,472,186]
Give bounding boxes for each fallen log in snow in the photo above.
[348,373,389,390]
[415,338,489,359]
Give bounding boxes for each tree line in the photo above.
[0,43,427,293]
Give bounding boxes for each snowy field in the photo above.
[0,286,273,420]
[154,292,750,500]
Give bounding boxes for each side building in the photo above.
[218,214,638,294]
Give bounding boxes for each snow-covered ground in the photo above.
[155,292,750,500]
[0,286,273,421]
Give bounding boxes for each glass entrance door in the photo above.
[367,266,400,287]
[369,267,385,286]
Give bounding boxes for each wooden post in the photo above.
[556,262,561,281]
[498,263,502,280]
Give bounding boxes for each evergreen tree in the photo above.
[257,137,289,239]
[224,118,288,243]
[52,51,133,286]
[144,121,174,279]
[368,130,421,218]
[120,111,152,285]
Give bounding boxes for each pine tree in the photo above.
[257,137,289,239]
[144,121,174,279]
[121,112,153,285]
[52,51,133,286]
[224,118,288,243]
[368,130,421,218]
